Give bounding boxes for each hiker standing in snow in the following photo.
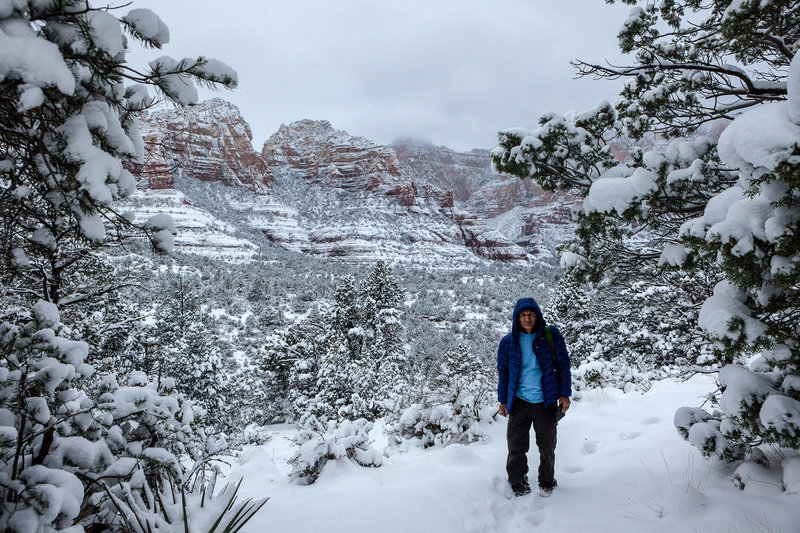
[497,297,572,497]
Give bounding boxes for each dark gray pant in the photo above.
[506,397,557,488]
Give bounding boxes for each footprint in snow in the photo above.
[581,440,599,455]
[618,432,642,441]
[563,465,584,473]
[468,477,547,533]
[641,416,661,425]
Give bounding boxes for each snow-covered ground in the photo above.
[230,376,797,533]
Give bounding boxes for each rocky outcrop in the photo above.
[262,120,411,198]
[260,123,535,262]
[451,211,530,262]
[133,143,174,190]
[390,138,577,254]
[128,100,583,264]
[137,99,273,192]
[391,139,496,203]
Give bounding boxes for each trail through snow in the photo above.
[231,376,797,532]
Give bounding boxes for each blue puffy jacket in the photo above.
[497,297,572,412]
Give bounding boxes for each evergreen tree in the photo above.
[0,2,244,528]
[394,344,492,448]
[359,261,408,416]
[493,0,800,464]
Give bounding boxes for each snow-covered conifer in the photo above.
[493,0,800,468]
[394,344,492,448]
[0,1,250,529]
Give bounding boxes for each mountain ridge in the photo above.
[129,98,575,266]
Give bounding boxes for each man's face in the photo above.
[519,310,536,334]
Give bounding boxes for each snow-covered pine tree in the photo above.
[0,302,232,531]
[395,344,492,448]
[147,274,228,426]
[257,315,329,423]
[358,261,409,417]
[494,0,800,470]
[287,266,410,482]
[0,1,249,529]
[550,269,713,393]
[334,274,364,358]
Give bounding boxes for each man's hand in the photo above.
[499,403,508,417]
[558,397,571,414]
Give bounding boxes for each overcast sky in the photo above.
[129,0,632,152]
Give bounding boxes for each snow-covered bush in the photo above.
[0,302,92,532]
[0,301,231,530]
[572,358,653,396]
[392,345,492,448]
[288,415,382,484]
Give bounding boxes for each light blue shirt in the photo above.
[516,332,543,403]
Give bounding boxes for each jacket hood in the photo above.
[512,297,545,338]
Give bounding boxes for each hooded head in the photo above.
[512,297,545,338]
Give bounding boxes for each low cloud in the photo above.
[130,0,630,151]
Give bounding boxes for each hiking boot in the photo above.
[538,479,558,497]
[510,477,531,497]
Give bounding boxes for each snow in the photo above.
[718,365,775,417]
[17,465,84,525]
[784,457,800,494]
[150,56,198,105]
[16,83,44,111]
[787,51,800,124]
[698,281,767,346]
[86,11,125,58]
[584,166,657,215]
[32,300,59,329]
[0,23,75,96]
[559,251,585,269]
[122,8,170,46]
[193,57,238,87]
[230,377,799,533]
[718,102,800,172]
[658,244,687,267]
[760,395,800,436]
[144,213,176,233]
[78,212,106,243]
[708,195,773,256]
[120,189,259,262]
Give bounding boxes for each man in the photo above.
[497,297,571,497]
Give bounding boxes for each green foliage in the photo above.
[497,0,800,463]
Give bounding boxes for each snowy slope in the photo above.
[120,189,258,262]
[229,376,797,533]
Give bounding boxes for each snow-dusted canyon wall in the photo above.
[128,98,575,265]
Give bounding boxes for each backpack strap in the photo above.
[544,325,558,372]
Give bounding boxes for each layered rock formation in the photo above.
[390,138,577,252]
[127,99,577,265]
[262,120,409,197]
[260,120,529,262]
[137,99,273,193]
[391,139,495,203]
